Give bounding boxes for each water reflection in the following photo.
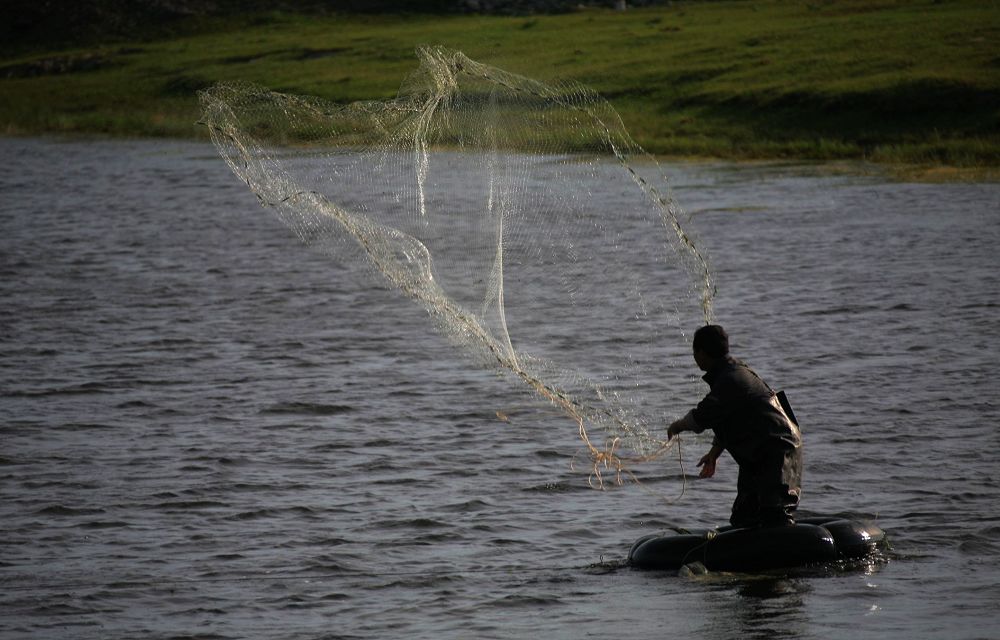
[685,555,891,640]
[711,577,811,639]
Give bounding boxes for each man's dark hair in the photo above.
[693,324,729,358]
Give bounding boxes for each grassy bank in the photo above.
[1,0,998,168]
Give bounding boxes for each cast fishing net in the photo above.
[199,46,714,487]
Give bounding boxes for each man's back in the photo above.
[693,357,801,465]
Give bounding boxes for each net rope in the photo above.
[199,46,714,487]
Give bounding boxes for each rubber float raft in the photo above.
[629,516,887,573]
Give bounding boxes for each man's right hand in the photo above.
[667,419,684,439]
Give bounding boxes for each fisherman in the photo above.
[667,325,802,528]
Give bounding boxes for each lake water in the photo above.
[2,137,999,639]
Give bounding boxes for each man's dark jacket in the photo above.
[684,356,801,464]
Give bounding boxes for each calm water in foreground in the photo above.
[2,138,999,639]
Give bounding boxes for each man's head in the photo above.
[692,324,729,371]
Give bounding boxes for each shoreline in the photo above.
[5,130,996,184]
[2,2,997,176]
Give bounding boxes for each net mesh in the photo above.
[199,46,714,487]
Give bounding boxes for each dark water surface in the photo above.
[2,138,999,639]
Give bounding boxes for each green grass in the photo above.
[2,0,998,169]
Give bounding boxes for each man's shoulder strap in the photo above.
[775,390,799,427]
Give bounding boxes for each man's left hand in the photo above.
[697,454,717,478]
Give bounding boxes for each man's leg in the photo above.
[729,465,760,528]
[756,445,802,526]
